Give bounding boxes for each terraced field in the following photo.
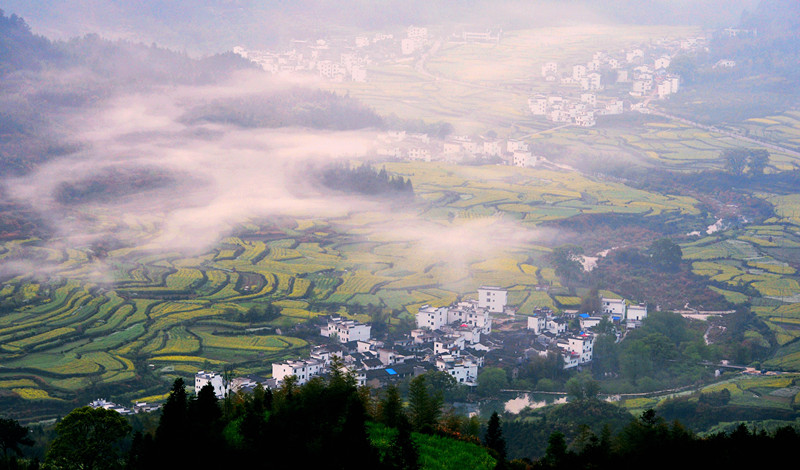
[3,26,800,422]
[0,161,703,415]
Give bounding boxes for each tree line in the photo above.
[319,164,414,198]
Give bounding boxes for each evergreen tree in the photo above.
[484,412,507,468]
[407,375,442,433]
[379,385,406,429]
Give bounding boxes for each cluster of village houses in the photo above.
[233,24,504,84]
[88,289,650,410]
[232,25,432,83]
[531,35,706,128]
[186,290,648,399]
[375,131,545,167]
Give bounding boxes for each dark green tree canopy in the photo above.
[0,417,33,458]
[46,406,131,470]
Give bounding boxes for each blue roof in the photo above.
[385,368,397,375]
[579,313,589,318]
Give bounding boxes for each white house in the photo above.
[407,148,431,161]
[654,56,671,69]
[407,25,428,40]
[195,371,230,398]
[580,93,596,106]
[527,315,546,334]
[579,315,603,329]
[513,151,536,167]
[478,286,507,313]
[605,100,624,115]
[436,354,478,385]
[657,81,673,98]
[528,96,548,115]
[434,335,466,355]
[602,298,626,318]
[627,304,648,322]
[443,142,462,154]
[574,112,596,127]
[401,38,418,55]
[567,334,595,364]
[572,64,587,80]
[483,140,503,157]
[351,66,367,82]
[416,305,449,330]
[541,61,558,77]
[447,301,492,334]
[581,72,602,91]
[272,359,323,385]
[321,317,372,343]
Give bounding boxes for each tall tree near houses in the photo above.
[484,411,507,467]
[378,385,406,429]
[407,375,442,433]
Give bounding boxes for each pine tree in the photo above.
[484,411,507,467]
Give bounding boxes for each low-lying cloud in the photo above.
[2,70,552,283]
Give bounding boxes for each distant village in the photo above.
[89,287,651,412]
[177,289,648,402]
[229,24,738,169]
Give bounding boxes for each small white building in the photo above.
[434,335,466,355]
[527,315,546,334]
[567,334,595,364]
[321,317,372,343]
[351,66,367,82]
[401,38,418,55]
[627,304,648,322]
[579,316,603,329]
[195,371,230,398]
[271,359,324,386]
[478,286,507,313]
[581,72,602,91]
[541,61,558,77]
[483,140,503,157]
[657,81,673,98]
[513,151,536,168]
[654,56,671,69]
[436,354,478,385]
[528,96,548,115]
[447,301,492,334]
[416,305,449,330]
[573,64,587,80]
[602,298,627,318]
[407,147,431,161]
[580,93,596,106]
[605,100,624,115]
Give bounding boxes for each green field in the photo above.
[3,25,800,421]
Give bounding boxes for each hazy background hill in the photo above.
[3,0,760,55]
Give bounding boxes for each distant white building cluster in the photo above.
[525,307,595,369]
[88,398,159,415]
[376,131,548,168]
[600,297,648,329]
[525,295,648,369]
[534,35,705,127]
